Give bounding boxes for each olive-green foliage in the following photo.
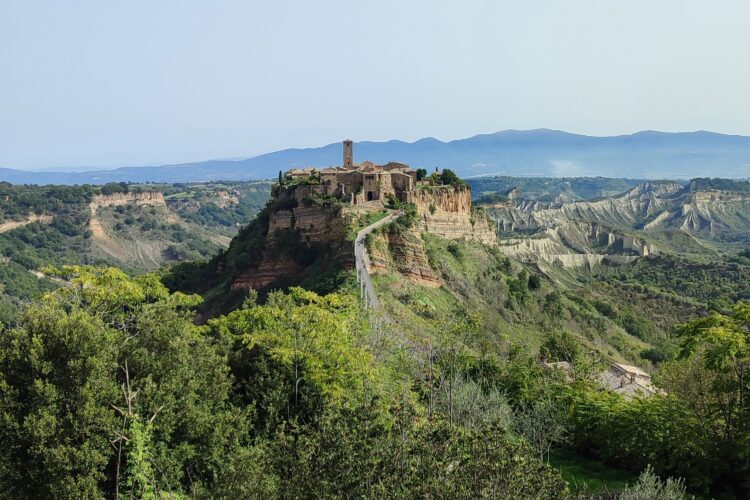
[272,408,567,499]
[689,177,750,193]
[468,176,643,202]
[570,301,750,497]
[474,192,510,205]
[209,288,403,423]
[528,272,542,290]
[588,254,750,311]
[0,181,271,323]
[620,465,689,500]
[0,268,572,498]
[387,203,419,233]
[0,267,251,497]
[0,188,94,271]
[0,182,97,220]
[0,260,57,323]
[541,330,580,363]
[508,269,531,304]
[439,168,463,187]
[164,181,272,229]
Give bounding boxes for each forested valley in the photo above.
[1,176,750,498]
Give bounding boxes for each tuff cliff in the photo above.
[487,180,750,241]
[227,184,496,292]
[0,213,53,234]
[369,186,497,287]
[498,221,654,272]
[229,185,351,291]
[89,192,168,239]
[89,191,166,210]
[410,187,498,245]
[368,229,441,288]
[490,182,684,233]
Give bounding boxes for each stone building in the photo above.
[599,363,663,398]
[287,140,418,205]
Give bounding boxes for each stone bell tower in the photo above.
[343,139,353,167]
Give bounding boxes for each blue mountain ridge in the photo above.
[2,129,749,185]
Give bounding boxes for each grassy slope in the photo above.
[550,449,636,495]
[373,232,656,370]
[369,231,659,493]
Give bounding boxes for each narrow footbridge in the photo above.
[354,210,402,310]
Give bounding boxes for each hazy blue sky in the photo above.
[2,0,749,170]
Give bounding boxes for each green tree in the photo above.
[440,168,461,186]
[208,287,407,424]
[541,330,580,363]
[528,273,542,290]
[0,266,252,497]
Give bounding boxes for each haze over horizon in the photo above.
[2,1,750,171]
[7,128,748,174]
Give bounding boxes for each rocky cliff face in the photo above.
[488,181,750,241]
[0,213,53,234]
[492,182,684,232]
[368,229,440,288]
[499,221,653,272]
[230,187,350,291]
[410,187,497,245]
[230,184,498,291]
[485,183,682,272]
[673,191,750,237]
[90,191,166,210]
[366,187,496,287]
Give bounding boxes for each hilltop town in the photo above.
[285,140,442,205]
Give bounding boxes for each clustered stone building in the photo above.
[286,140,419,205]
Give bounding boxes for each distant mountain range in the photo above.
[2,129,750,185]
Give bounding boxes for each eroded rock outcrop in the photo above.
[499,221,653,272]
[0,213,53,233]
[89,191,166,210]
[230,183,496,291]
[409,187,497,245]
[230,186,351,291]
[491,182,684,233]
[368,229,440,288]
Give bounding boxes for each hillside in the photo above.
[480,179,750,280]
[163,178,691,372]
[468,176,647,203]
[161,173,749,496]
[164,179,497,316]
[0,181,272,322]
[4,129,750,184]
[5,174,750,496]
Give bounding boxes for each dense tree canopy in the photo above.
[0,267,570,498]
